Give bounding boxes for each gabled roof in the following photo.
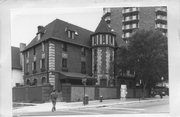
[23,19,93,51]
[95,18,112,33]
[11,47,22,70]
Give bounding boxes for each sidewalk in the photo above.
[13,96,169,114]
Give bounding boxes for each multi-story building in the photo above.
[22,19,94,90]
[103,6,167,87]
[103,6,167,42]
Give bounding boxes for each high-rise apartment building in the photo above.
[103,6,167,43]
[103,6,167,87]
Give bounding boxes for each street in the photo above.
[14,98,169,116]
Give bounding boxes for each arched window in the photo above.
[26,79,30,85]
[41,77,46,85]
[33,79,37,85]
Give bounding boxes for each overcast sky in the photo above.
[11,7,103,47]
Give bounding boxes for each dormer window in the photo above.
[67,30,75,39]
[65,27,76,39]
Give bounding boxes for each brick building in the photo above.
[22,19,94,91]
[21,6,167,91]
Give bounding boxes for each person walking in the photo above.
[50,89,58,112]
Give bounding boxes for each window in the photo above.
[26,51,29,58]
[33,47,36,55]
[26,79,30,85]
[94,49,97,57]
[67,30,75,39]
[102,35,105,44]
[97,35,99,44]
[33,79,37,85]
[106,35,109,44]
[111,36,113,44]
[40,59,45,71]
[62,43,67,52]
[26,63,29,73]
[92,36,94,46]
[81,47,86,56]
[81,61,86,74]
[67,31,71,38]
[94,64,97,73]
[42,59,45,69]
[42,42,45,52]
[41,77,46,85]
[32,61,36,71]
[62,58,67,68]
[94,36,97,45]
[72,32,75,39]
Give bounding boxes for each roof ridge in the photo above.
[55,18,93,33]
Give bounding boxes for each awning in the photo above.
[59,71,95,80]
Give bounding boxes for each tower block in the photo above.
[91,18,116,86]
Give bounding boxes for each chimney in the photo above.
[37,25,45,34]
[20,43,26,52]
[37,26,45,40]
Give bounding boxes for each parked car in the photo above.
[151,86,169,97]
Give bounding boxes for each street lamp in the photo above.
[82,78,87,105]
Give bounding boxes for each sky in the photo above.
[11,7,103,47]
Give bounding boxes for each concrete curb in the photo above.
[57,98,168,111]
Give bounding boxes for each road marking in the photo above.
[65,110,102,115]
[103,107,145,111]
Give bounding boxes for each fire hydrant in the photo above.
[100,96,103,102]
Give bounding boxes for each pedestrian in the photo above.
[50,89,58,112]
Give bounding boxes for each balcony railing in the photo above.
[155,7,167,12]
[122,33,131,39]
[156,15,167,20]
[122,7,139,14]
[122,24,139,30]
[156,24,167,29]
[122,15,139,23]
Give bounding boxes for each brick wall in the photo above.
[139,7,156,30]
[53,40,92,74]
[24,41,48,85]
[13,85,52,103]
[99,87,117,99]
[71,86,95,102]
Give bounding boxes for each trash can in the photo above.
[83,95,89,105]
[100,96,103,102]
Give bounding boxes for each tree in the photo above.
[127,30,168,98]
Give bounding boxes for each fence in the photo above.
[61,84,150,102]
[13,84,150,103]
[13,85,52,103]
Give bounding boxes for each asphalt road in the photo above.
[14,99,169,117]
